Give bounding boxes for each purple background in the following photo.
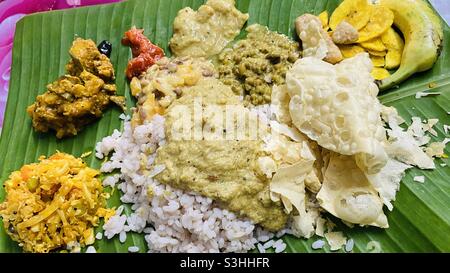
[0,0,121,132]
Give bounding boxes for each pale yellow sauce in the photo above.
[154,79,288,231]
[170,0,249,58]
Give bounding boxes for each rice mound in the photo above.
[95,114,286,253]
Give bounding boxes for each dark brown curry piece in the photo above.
[27,38,125,138]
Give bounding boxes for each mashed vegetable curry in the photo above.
[154,78,288,231]
[170,0,249,58]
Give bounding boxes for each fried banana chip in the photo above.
[357,6,394,43]
[385,50,402,69]
[360,37,387,52]
[338,44,365,59]
[319,11,329,30]
[371,67,390,80]
[329,0,372,31]
[382,28,404,70]
[370,55,385,67]
[381,28,404,50]
[367,49,387,57]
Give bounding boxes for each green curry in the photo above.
[217,24,300,105]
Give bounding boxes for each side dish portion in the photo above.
[154,78,289,231]
[218,24,300,105]
[27,38,125,138]
[170,0,249,58]
[0,153,114,253]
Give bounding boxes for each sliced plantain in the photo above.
[385,50,402,69]
[381,28,404,70]
[338,44,365,59]
[370,55,385,67]
[329,0,372,30]
[318,11,329,30]
[371,67,390,80]
[381,27,404,50]
[360,37,387,52]
[367,49,387,57]
[357,6,394,43]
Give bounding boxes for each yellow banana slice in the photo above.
[371,67,390,80]
[329,0,372,30]
[338,44,365,59]
[381,28,404,50]
[385,50,402,69]
[370,55,385,67]
[318,11,329,30]
[381,28,404,70]
[367,49,387,57]
[357,6,394,43]
[361,37,387,52]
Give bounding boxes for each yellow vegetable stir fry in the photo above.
[0,153,114,253]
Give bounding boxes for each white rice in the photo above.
[413,176,425,183]
[263,240,275,249]
[85,246,96,253]
[311,239,325,250]
[119,231,127,243]
[66,241,81,253]
[128,246,140,253]
[273,239,287,253]
[345,238,354,252]
[257,243,265,253]
[96,115,282,253]
[95,232,103,240]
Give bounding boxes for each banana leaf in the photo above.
[0,0,449,253]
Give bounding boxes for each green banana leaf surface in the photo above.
[0,0,449,253]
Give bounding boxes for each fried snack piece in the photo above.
[385,50,402,70]
[295,14,342,64]
[332,21,359,44]
[338,44,365,59]
[318,11,329,30]
[357,6,394,43]
[371,67,390,80]
[370,55,385,67]
[367,49,387,57]
[381,28,405,69]
[329,0,372,30]
[360,37,387,52]
[381,27,404,51]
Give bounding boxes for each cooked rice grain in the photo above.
[96,115,279,252]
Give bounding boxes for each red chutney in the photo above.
[121,27,165,79]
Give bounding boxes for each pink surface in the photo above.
[0,0,122,130]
